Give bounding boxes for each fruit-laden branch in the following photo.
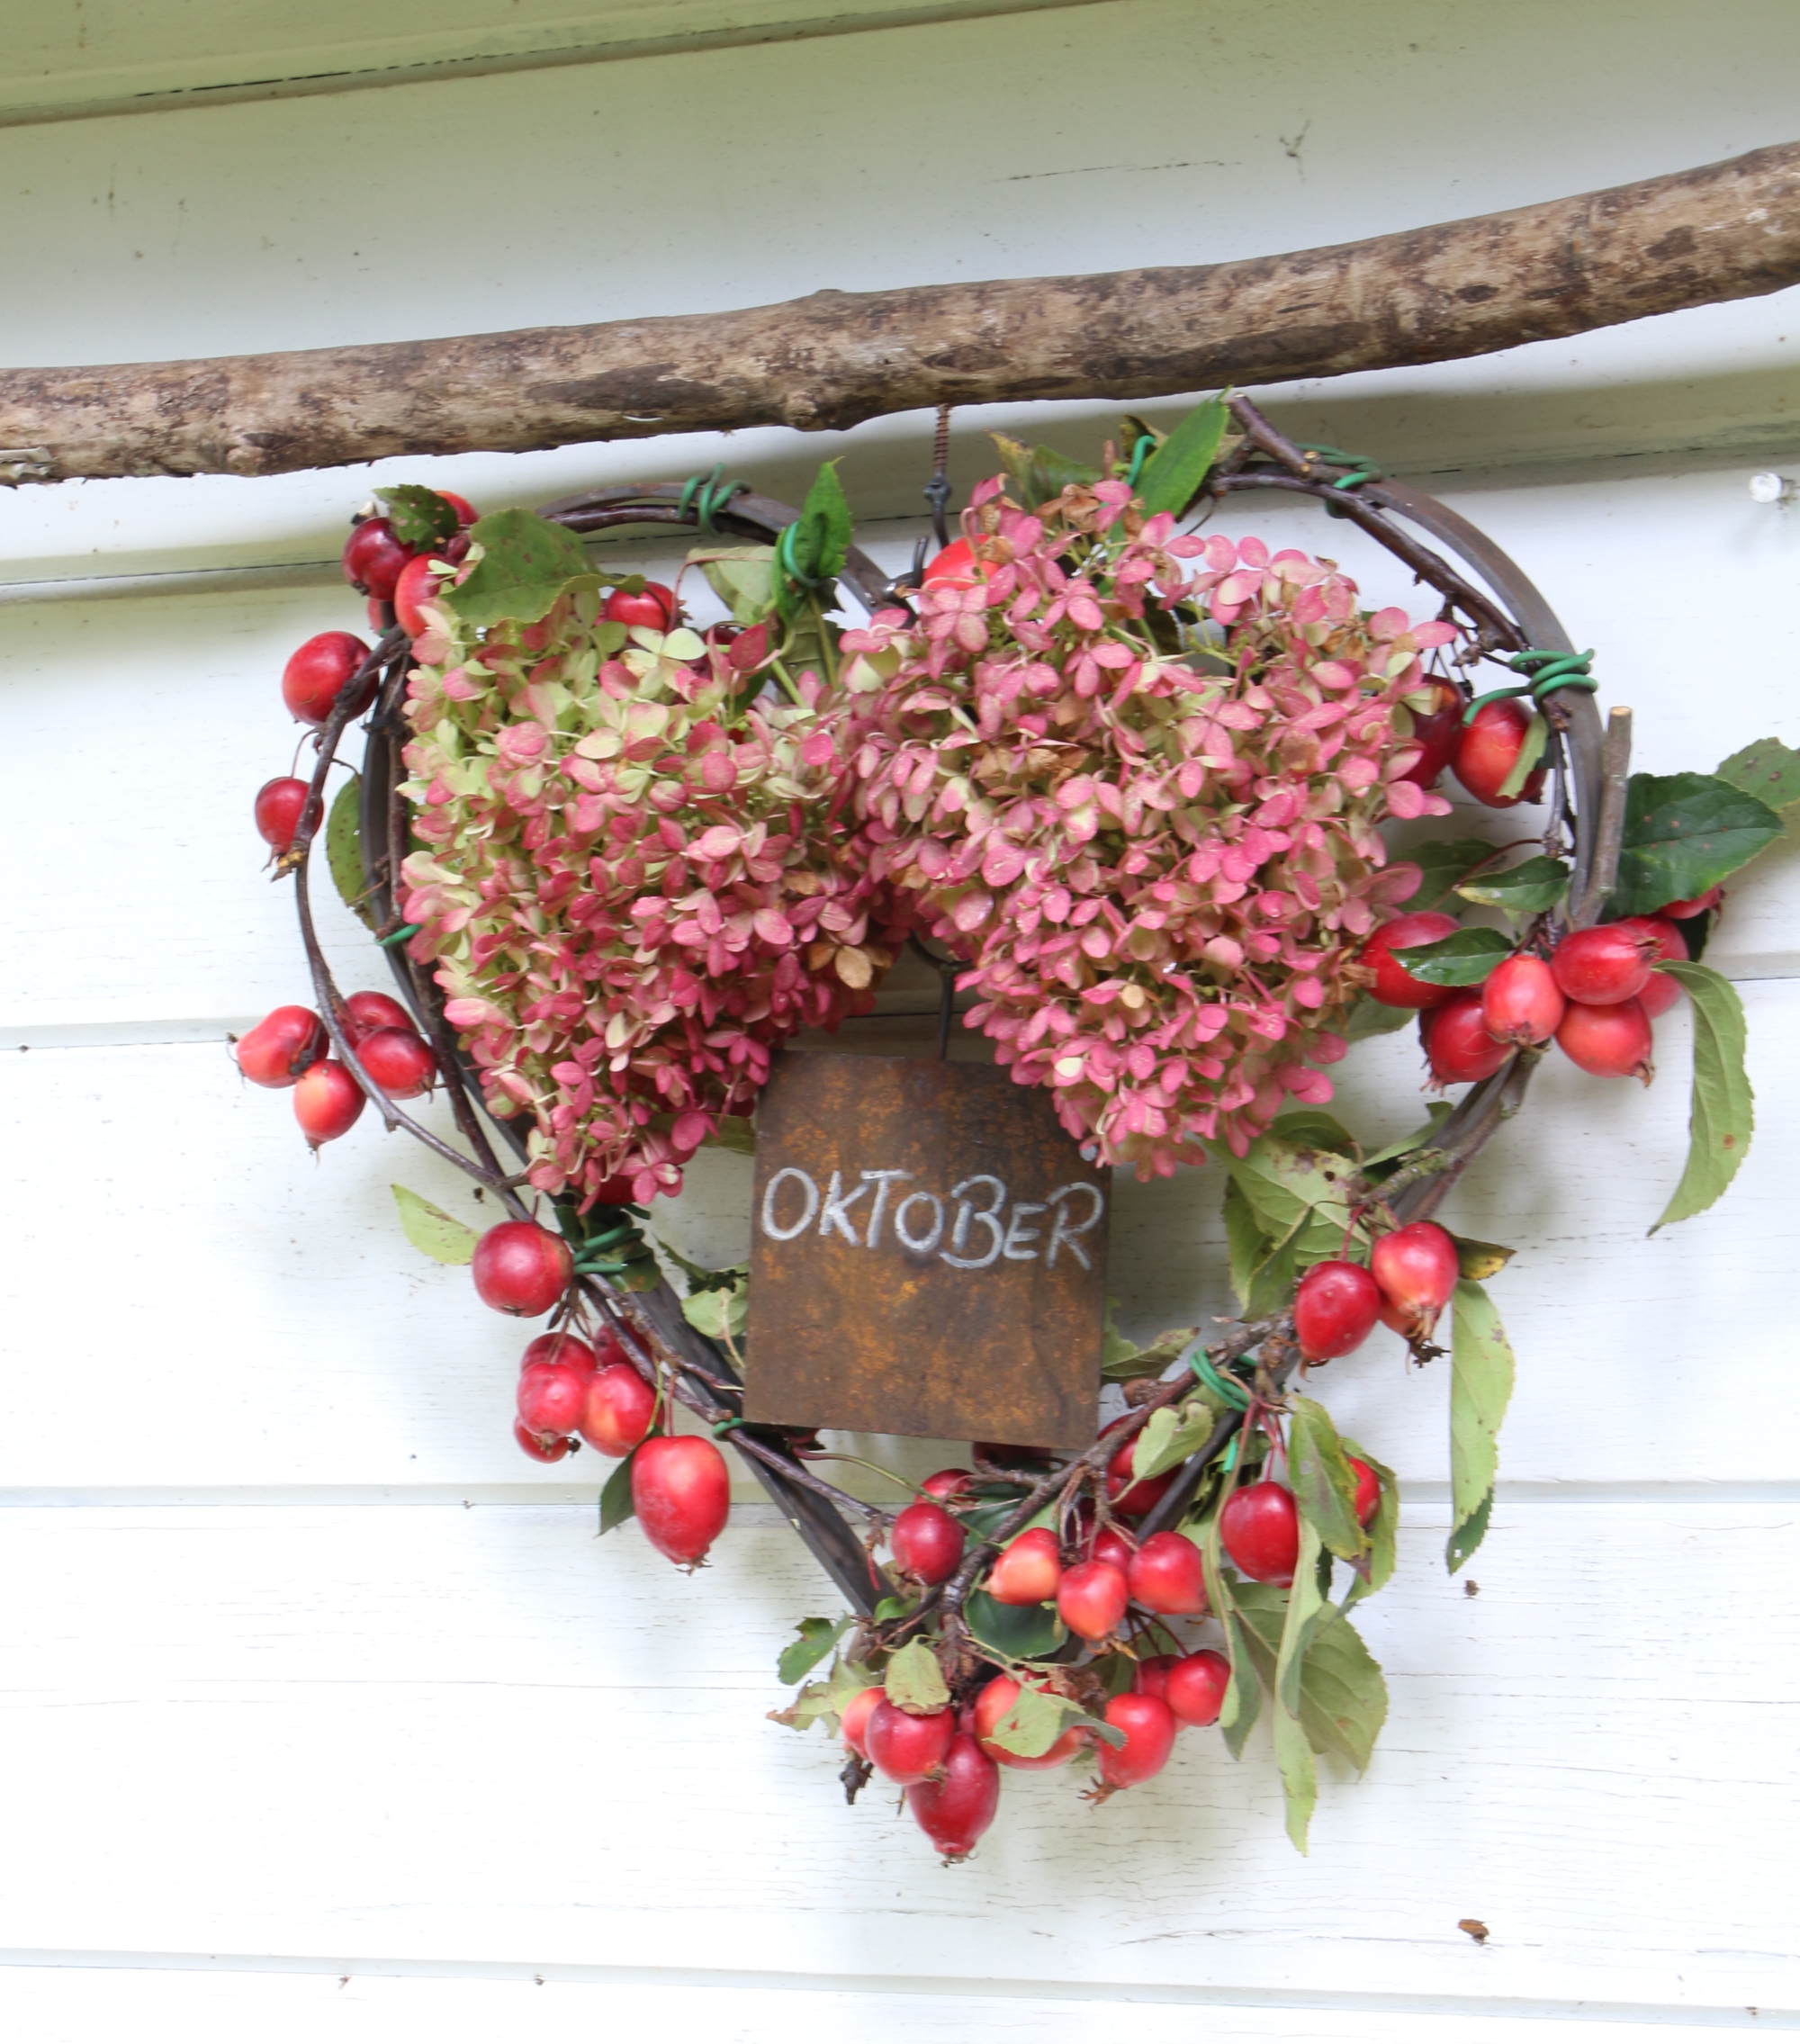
[4,141,1799,484]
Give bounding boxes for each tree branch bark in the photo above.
[4,140,1797,484]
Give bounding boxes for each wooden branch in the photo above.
[4,140,1798,484]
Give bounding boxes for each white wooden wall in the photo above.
[2,3,1798,2036]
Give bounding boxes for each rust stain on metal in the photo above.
[744,1051,1108,1445]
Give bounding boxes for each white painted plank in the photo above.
[0,0,1097,127]
[0,1965,1778,2044]
[0,0,1798,585]
[1,971,1796,1490]
[3,472,1797,1038]
[0,1501,1791,2018]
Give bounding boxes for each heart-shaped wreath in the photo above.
[240,399,1787,1861]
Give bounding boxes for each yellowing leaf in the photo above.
[1651,960,1754,1232]
[391,1184,480,1265]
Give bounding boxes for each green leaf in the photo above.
[1390,926,1513,986]
[1454,854,1570,917]
[694,545,778,626]
[1136,399,1230,518]
[1448,1230,1516,1281]
[1272,1517,1328,1850]
[1494,707,1548,801]
[883,1638,950,1714]
[1340,994,1416,1043]
[1132,1399,1221,1482]
[1099,1319,1199,1383]
[681,1281,747,1342]
[872,1594,917,1624]
[1216,1132,1358,1242]
[379,484,459,551]
[769,1652,878,1732]
[1196,1509,1262,1759]
[325,774,374,930]
[1445,1489,1491,1574]
[1222,1176,1270,1312]
[1405,838,1503,914]
[598,1448,637,1535]
[444,509,594,627]
[1231,1582,1388,1771]
[1287,1396,1367,1562]
[981,1681,1066,1758]
[1611,771,1784,915]
[774,462,853,619]
[1340,1439,1398,1597]
[1269,1105,1358,1154]
[964,1588,1066,1660]
[777,1615,852,1687]
[391,1184,480,1265]
[1715,735,1800,827]
[1447,1279,1516,1571]
[1650,960,1754,1231]
[704,1116,756,1157]
[988,432,1102,507]
[1360,1103,1454,1171]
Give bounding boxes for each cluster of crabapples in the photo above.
[472,1219,732,1562]
[233,992,438,1148]
[856,1426,1384,1860]
[1364,892,1715,1088]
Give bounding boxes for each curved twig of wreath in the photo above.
[278,395,1616,1640]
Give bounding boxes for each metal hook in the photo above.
[923,403,953,551]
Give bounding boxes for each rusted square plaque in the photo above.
[743,1051,1108,1445]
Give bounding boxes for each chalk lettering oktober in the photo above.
[758,1168,1105,1272]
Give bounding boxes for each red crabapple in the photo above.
[1126,1531,1209,1616]
[986,1526,1062,1606]
[1371,1220,1460,1340]
[517,1358,589,1437]
[1347,1456,1382,1526]
[840,1686,883,1759]
[1057,1559,1130,1642]
[1454,698,1547,807]
[1106,1437,1174,1517]
[471,1220,572,1317]
[1396,680,1463,789]
[513,1419,573,1463]
[1422,990,1512,1085]
[602,582,678,630]
[1164,1650,1231,1728]
[580,1363,657,1457]
[631,1435,730,1566]
[338,990,416,1042]
[1612,915,1687,1018]
[1220,1481,1300,1585]
[1552,924,1654,1006]
[974,1674,1086,1769]
[1293,1259,1382,1360]
[254,777,312,853]
[292,1058,365,1147]
[234,1005,327,1088]
[282,632,374,725]
[891,1499,967,1585]
[354,1026,437,1099]
[1094,1692,1176,1789]
[342,518,414,600]
[1556,997,1654,1081]
[1480,952,1566,1045]
[865,1698,955,1785]
[906,1733,1000,1860]
[1364,912,1461,1008]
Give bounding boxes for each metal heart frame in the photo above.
[280,393,1620,1622]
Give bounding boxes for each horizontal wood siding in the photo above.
[1,1,1796,2030]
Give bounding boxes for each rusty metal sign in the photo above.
[743,1051,1108,1445]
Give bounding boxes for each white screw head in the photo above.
[1749,472,1794,505]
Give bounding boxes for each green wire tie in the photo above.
[377,923,421,948]
[712,1416,748,1438]
[1462,647,1598,725]
[1186,1342,1253,1412]
[679,463,749,532]
[1123,433,1157,492]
